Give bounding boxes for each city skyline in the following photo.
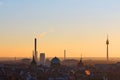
[1,0,120,58]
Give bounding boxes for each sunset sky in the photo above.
[0,0,120,58]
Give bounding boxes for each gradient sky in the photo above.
[0,0,120,58]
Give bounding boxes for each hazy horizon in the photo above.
[0,56,120,61]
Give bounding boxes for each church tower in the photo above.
[30,53,37,73]
[77,54,84,67]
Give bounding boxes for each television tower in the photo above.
[106,35,109,61]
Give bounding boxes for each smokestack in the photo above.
[35,38,37,52]
[64,50,66,60]
[34,38,37,62]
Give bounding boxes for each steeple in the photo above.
[30,52,37,73]
[31,53,36,64]
[77,53,84,67]
[80,54,82,63]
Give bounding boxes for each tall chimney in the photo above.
[64,50,66,60]
[34,38,37,62]
[35,38,37,52]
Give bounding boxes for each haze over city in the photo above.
[1,0,120,58]
[1,0,120,80]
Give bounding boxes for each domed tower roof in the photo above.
[51,57,60,64]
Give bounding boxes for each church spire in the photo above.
[77,53,84,67]
[31,52,36,64]
[80,53,82,62]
